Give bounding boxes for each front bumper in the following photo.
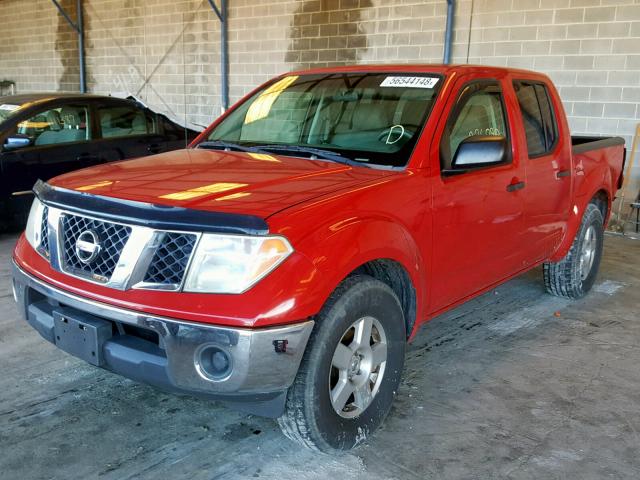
[12,262,314,418]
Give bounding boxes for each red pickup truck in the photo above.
[12,65,625,452]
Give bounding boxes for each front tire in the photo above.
[543,202,604,299]
[278,275,406,452]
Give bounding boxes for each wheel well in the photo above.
[591,190,609,220]
[351,259,417,337]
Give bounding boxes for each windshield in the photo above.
[0,102,23,124]
[203,72,442,167]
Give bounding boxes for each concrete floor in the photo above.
[1,232,639,480]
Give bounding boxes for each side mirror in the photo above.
[444,135,507,175]
[4,134,31,150]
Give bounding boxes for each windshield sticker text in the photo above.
[380,77,439,89]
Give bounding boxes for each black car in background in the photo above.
[0,93,200,226]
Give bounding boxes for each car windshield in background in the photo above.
[203,72,443,167]
[0,102,23,124]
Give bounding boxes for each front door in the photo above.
[429,77,528,313]
[0,103,93,221]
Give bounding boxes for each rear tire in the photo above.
[543,203,604,299]
[278,275,406,452]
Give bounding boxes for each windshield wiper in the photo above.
[252,144,367,167]
[197,140,266,154]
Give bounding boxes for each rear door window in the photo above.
[535,84,558,152]
[98,105,156,138]
[513,81,558,157]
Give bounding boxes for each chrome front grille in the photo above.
[38,206,50,258]
[39,207,200,291]
[144,232,197,286]
[61,214,132,283]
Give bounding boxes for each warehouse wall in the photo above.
[0,0,79,92]
[0,0,638,191]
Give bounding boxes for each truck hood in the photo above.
[48,148,394,218]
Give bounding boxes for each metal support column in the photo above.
[207,0,229,111]
[443,0,455,65]
[77,0,86,93]
[51,0,86,93]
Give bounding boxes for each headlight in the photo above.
[184,234,293,294]
[25,197,45,251]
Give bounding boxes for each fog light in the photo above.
[195,345,233,381]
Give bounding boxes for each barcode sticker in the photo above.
[380,76,439,89]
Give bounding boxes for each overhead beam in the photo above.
[207,0,223,21]
[207,0,229,111]
[51,0,86,93]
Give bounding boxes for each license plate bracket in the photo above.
[53,309,112,366]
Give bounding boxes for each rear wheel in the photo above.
[543,202,604,299]
[278,275,406,452]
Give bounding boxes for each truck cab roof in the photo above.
[286,63,549,79]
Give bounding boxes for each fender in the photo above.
[550,157,612,262]
[267,169,431,333]
[272,214,427,334]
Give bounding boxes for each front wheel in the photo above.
[543,202,604,299]
[278,275,406,452]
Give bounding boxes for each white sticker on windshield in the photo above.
[380,76,439,89]
[0,104,19,111]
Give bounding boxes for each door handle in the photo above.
[556,170,571,178]
[506,181,526,192]
[147,143,162,154]
[76,153,99,162]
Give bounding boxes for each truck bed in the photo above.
[571,135,625,154]
[571,135,626,192]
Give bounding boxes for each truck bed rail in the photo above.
[571,136,625,154]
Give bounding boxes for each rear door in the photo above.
[512,80,572,262]
[429,76,528,312]
[93,100,167,163]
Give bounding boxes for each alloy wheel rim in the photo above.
[329,316,388,419]
[580,225,597,281]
